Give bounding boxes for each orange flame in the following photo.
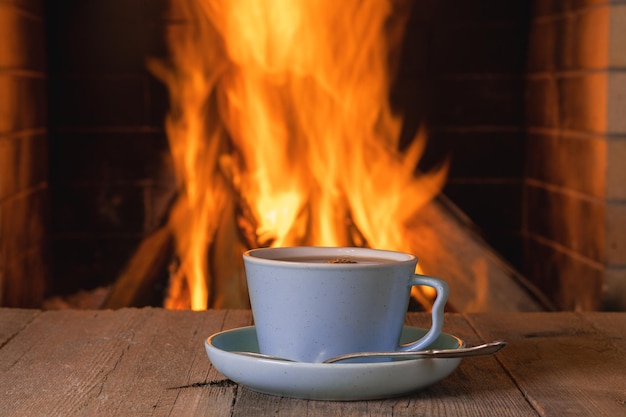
[150,0,448,310]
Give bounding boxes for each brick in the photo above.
[571,6,610,70]
[559,73,607,133]
[430,21,527,74]
[527,19,557,73]
[50,237,141,295]
[0,1,43,14]
[147,77,169,126]
[0,137,16,201]
[609,4,626,67]
[522,236,604,311]
[47,76,147,127]
[0,133,47,201]
[423,130,525,180]
[531,0,561,17]
[532,0,611,17]
[607,72,626,134]
[51,184,149,235]
[0,188,47,271]
[44,0,168,74]
[525,184,605,262]
[606,139,626,200]
[0,75,46,134]
[0,3,46,70]
[603,267,626,310]
[434,0,528,22]
[526,77,560,128]
[444,181,523,231]
[555,15,577,71]
[530,4,610,71]
[605,202,626,265]
[18,132,47,190]
[430,77,525,127]
[525,132,607,198]
[49,131,171,182]
[0,134,48,308]
[1,245,47,307]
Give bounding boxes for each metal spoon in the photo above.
[232,340,506,364]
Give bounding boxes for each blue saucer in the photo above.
[205,326,464,400]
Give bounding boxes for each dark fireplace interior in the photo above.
[1,0,624,311]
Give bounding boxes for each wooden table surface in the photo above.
[0,308,624,416]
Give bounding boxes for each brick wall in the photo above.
[524,0,626,310]
[45,0,175,295]
[0,0,48,306]
[398,0,530,270]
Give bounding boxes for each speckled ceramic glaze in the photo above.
[205,326,464,400]
[243,247,449,363]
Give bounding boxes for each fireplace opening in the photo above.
[1,0,624,311]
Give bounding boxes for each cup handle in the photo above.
[398,275,449,352]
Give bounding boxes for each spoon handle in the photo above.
[231,340,506,363]
[323,340,507,363]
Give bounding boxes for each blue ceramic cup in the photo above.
[243,246,449,363]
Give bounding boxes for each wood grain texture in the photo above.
[0,309,623,416]
[467,312,626,417]
[0,308,40,346]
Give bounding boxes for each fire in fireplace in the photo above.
[145,0,449,310]
[1,0,624,311]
